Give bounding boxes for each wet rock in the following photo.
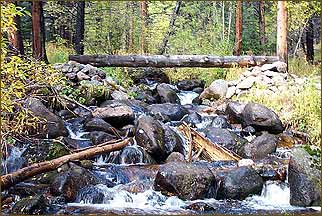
[57,109,74,120]
[76,185,105,204]
[177,79,205,91]
[156,83,180,104]
[84,117,114,134]
[118,179,154,194]
[147,103,189,122]
[12,195,47,214]
[181,112,202,127]
[77,71,90,81]
[192,96,202,105]
[50,164,99,202]
[134,90,157,104]
[92,104,135,127]
[215,166,264,200]
[154,162,217,200]
[211,115,231,129]
[135,116,184,162]
[129,67,170,84]
[289,147,321,207]
[192,87,204,94]
[116,145,156,164]
[185,202,217,212]
[100,99,148,117]
[25,97,68,138]
[111,90,129,100]
[89,131,116,145]
[200,79,228,100]
[63,137,92,149]
[241,103,284,134]
[165,152,185,163]
[239,132,278,160]
[241,126,256,136]
[73,107,93,118]
[225,101,246,124]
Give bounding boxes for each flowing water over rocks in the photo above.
[1,63,320,215]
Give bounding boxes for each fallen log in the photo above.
[69,54,280,68]
[0,138,131,190]
[178,123,241,161]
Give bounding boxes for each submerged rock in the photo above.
[241,102,284,134]
[156,83,180,104]
[289,147,321,207]
[147,103,189,122]
[154,162,217,200]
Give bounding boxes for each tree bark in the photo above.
[140,0,148,54]
[8,1,25,55]
[222,1,225,41]
[32,0,48,62]
[158,0,182,55]
[69,54,279,68]
[1,138,130,190]
[259,0,266,46]
[276,1,288,64]
[233,0,242,56]
[306,16,314,64]
[74,1,85,55]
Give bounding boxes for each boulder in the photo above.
[129,67,170,84]
[65,72,77,81]
[76,71,90,81]
[165,152,185,163]
[147,103,189,122]
[200,79,228,100]
[211,115,231,129]
[226,86,236,99]
[135,116,184,162]
[236,76,257,89]
[225,101,246,124]
[156,83,180,104]
[154,162,217,200]
[25,97,68,138]
[115,145,156,164]
[84,117,114,134]
[92,104,135,127]
[111,90,129,100]
[100,99,148,117]
[89,131,116,145]
[177,79,205,91]
[241,103,284,134]
[12,195,47,215]
[289,147,321,206]
[215,166,264,200]
[239,132,278,160]
[181,112,202,127]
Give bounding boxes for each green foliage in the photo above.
[46,40,74,64]
[289,57,320,77]
[102,67,134,88]
[46,141,70,160]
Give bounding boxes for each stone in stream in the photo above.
[135,115,184,162]
[156,83,181,104]
[92,104,135,127]
[84,117,114,134]
[147,103,189,122]
[215,166,264,200]
[25,97,68,139]
[181,112,202,127]
[113,145,156,164]
[211,115,231,129]
[239,132,278,160]
[134,90,158,105]
[176,79,205,91]
[12,195,47,215]
[199,79,228,100]
[89,131,117,145]
[165,152,185,163]
[100,99,148,116]
[288,147,321,207]
[241,102,284,134]
[225,101,246,124]
[154,162,217,200]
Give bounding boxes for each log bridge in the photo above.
[69,54,280,68]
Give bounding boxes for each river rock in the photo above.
[165,152,185,163]
[129,67,170,84]
[226,86,236,99]
[134,90,157,104]
[225,101,246,124]
[177,79,205,91]
[241,103,284,134]
[181,112,202,127]
[89,131,116,145]
[84,117,114,134]
[12,195,47,215]
[147,103,189,122]
[154,162,217,200]
[100,99,148,117]
[73,107,93,118]
[111,90,129,100]
[25,97,68,138]
[200,79,228,100]
[76,71,90,81]
[156,83,180,104]
[289,147,321,206]
[50,165,99,202]
[211,115,231,129]
[215,166,264,200]
[92,104,135,127]
[135,115,184,162]
[239,132,278,160]
[115,145,156,164]
[236,76,257,89]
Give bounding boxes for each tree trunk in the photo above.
[69,54,279,68]
[306,16,314,64]
[222,1,225,41]
[227,2,233,41]
[8,1,24,55]
[276,1,288,64]
[158,0,182,55]
[1,138,130,190]
[74,1,85,55]
[140,0,148,54]
[233,0,242,56]
[259,0,266,46]
[32,0,48,62]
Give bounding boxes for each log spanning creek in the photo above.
[1,79,320,215]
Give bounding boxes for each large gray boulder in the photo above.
[154,162,217,200]
[25,97,68,138]
[289,147,321,207]
[156,83,180,104]
[200,79,228,100]
[147,103,189,122]
[177,79,205,91]
[241,102,284,134]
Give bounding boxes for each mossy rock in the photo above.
[46,141,70,160]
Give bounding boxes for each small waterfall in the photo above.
[65,122,89,140]
[1,145,27,174]
[177,91,199,105]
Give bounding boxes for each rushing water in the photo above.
[178,91,199,105]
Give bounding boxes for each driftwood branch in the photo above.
[1,138,131,190]
[69,55,280,68]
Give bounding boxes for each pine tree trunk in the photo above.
[74,1,85,55]
[32,0,48,62]
[233,0,242,56]
[259,0,266,46]
[306,17,314,64]
[276,1,288,64]
[8,1,24,55]
[140,0,148,54]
